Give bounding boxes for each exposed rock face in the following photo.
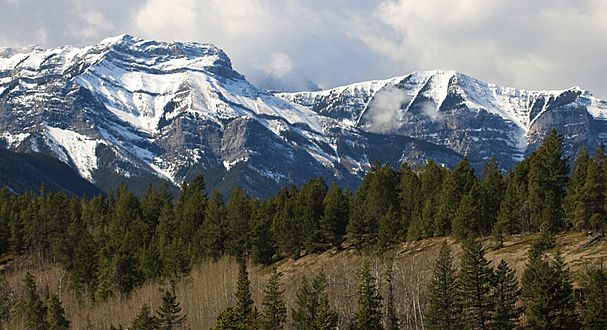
[1,36,606,196]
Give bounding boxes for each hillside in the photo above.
[0,148,102,196]
[2,232,605,329]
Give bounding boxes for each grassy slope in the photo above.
[2,231,606,329]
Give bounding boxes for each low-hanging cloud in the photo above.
[362,86,408,133]
[0,0,606,98]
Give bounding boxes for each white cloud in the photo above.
[262,52,295,78]
[68,0,114,39]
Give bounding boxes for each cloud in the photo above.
[362,86,408,132]
[262,52,295,79]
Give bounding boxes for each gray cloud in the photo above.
[1,0,606,98]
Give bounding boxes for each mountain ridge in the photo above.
[1,35,606,196]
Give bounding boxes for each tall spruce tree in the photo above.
[225,188,251,258]
[452,184,483,240]
[492,260,521,330]
[260,267,287,330]
[564,147,590,226]
[297,178,327,254]
[291,272,338,330]
[521,252,578,329]
[351,261,383,330]
[46,293,69,330]
[384,256,399,330]
[156,289,187,330]
[480,157,505,234]
[235,258,255,324]
[426,242,462,330]
[575,159,605,231]
[196,189,226,261]
[458,239,494,330]
[320,182,349,249]
[580,266,607,329]
[21,272,47,330]
[131,304,159,330]
[527,129,569,233]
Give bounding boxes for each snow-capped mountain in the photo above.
[281,70,607,170]
[1,35,606,196]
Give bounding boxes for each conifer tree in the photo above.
[435,157,477,236]
[250,199,276,265]
[492,260,521,330]
[292,272,338,330]
[521,252,578,329]
[260,267,287,330]
[580,266,607,329]
[46,293,69,330]
[297,178,327,254]
[235,258,255,323]
[377,206,401,250]
[157,289,187,330]
[452,184,483,240]
[493,170,526,246]
[458,239,494,330]
[320,182,349,249]
[398,163,421,234]
[196,189,226,260]
[527,129,569,232]
[351,261,383,330]
[273,188,303,258]
[480,157,504,234]
[426,242,462,330]
[131,304,159,330]
[21,272,48,330]
[384,256,399,330]
[575,159,605,231]
[225,188,251,258]
[0,274,12,323]
[564,147,590,225]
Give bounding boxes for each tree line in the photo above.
[1,128,607,328]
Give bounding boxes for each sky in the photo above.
[1,0,606,97]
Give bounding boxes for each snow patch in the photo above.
[45,126,105,181]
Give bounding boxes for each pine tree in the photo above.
[260,267,287,330]
[377,206,401,250]
[435,157,477,236]
[156,289,187,329]
[426,242,462,330]
[580,266,607,329]
[458,239,494,330]
[492,260,521,330]
[384,256,399,330]
[297,178,328,254]
[235,258,255,323]
[493,167,527,246]
[521,252,578,329]
[21,272,48,330]
[196,189,226,261]
[351,261,383,330]
[527,129,569,232]
[320,182,349,249]
[480,157,504,234]
[46,293,69,330]
[225,188,251,258]
[250,199,276,265]
[452,184,483,240]
[575,159,605,231]
[291,273,337,330]
[398,163,421,235]
[131,304,159,330]
[564,147,590,226]
[0,274,12,323]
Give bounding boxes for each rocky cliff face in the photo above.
[1,36,605,196]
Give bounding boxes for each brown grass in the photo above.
[2,232,606,329]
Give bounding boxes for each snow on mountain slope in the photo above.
[1,35,606,196]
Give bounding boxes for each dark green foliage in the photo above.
[492,260,521,329]
[527,129,569,233]
[292,272,338,330]
[435,157,477,236]
[196,189,226,261]
[157,289,187,329]
[250,199,276,265]
[480,157,505,234]
[235,258,255,323]
[579,266,607,329]
[407,161,444,241]
[452,184,483,240]
[564,147,590,227]
[575,159,605,232]
[260,267,287,330]
[521,252,578,329]
[458,239,494,329]
[297,178,327,254]
[0,275,12,323]
[46,293,69,330]
[350,261,383,330]
[384,256,399,330]
[426,242,462,330]
[225,188,251,258]
[320,182,349,249]
[21,272,48,330]
[131,304,159,330]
